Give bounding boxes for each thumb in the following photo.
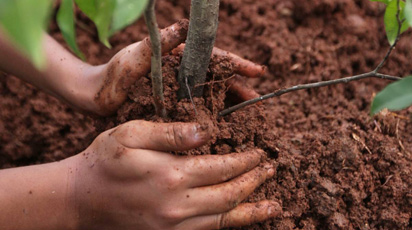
[112,120,210,152]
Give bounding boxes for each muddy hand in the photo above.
[172,44,266,102]
[92,19,189,116]
[70,120,281,229]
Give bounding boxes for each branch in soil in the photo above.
[144,0,166,118]
[219,73,401,116]
[177,0,220,99]
[219,1,404,117]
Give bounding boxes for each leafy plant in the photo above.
[0,0,148,68]
[384,0,409,45]
[0,0,52,68]
[371,76,412,114]
[369,0,412,115]
[57,0,84,59]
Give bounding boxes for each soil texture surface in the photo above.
[1,0,411,229]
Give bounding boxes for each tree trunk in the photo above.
[177,0,220,99]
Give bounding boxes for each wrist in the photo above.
[0,159,79,230]
[63,63,106,115]
[57,157,81,230]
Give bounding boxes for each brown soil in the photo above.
[1,0,411,229]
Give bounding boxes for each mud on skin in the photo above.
[1,0,412,229]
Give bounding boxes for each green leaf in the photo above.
[405,0,412,26]
[57,0,85,60]
[75,0,116,48]
[384,0,410,45]
[0,0,52,68]
[74,0,97,19]
[370,0,392,4]
[371,76,412,115]
[110,0,149,35]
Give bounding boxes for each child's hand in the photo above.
[70,120,280,229]
[1,19,264,117]
[90,20,265,116]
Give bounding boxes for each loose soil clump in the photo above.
[1,0,411,229]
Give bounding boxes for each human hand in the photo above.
[68,120,281,229]
[88,19,265,116]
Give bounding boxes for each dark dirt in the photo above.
[1,0,411,229]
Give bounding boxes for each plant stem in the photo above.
[177,0,220,99]
[219,0,404,117]
[144,0,166,118]
[219,73,400,116]
[374,0,403,73]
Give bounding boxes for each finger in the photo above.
[212,46,267,78]
[178,200,281,230]
[94,20,189,115]
[183,150,266,187]
[186,164,275,216]
[112,120,210,152]
[172,44,266,78]
[118,19,189,78]
[225,75,261,101]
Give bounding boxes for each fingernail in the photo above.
[256,149,265,155]
[255,149,267,161]
[268,202,281,217]
[193,124,209,141]
[263,163,275,177]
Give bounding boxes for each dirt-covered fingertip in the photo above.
[192,123,211,144]
[232,58,266,79]
[262,163,276,178]
[252,148,267,161]
[221,200,282,228]
[160,19,189,54]
[267,201,282,218]
[258,65,268,77]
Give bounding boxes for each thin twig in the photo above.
[144,0,166,118]
[219,1,404,117]
[194,75,235,88]
[374,0,403,73]
[219,72,401,116]
[186,77,198,116]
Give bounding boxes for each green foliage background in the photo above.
[0,0,148,67]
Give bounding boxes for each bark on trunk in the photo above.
[177,0,220,99]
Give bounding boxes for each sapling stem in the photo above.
[219,73,401,116]
[219,0,404,117]
[144,0,166,118]
[374,0,403,73]
[177,0,220,99]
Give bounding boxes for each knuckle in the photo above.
[117,120,144,137]
[126,120,145,133]
[220,171,233,182]
[159,207,185,223]
[162,172,184,190]
[166,124,185,147]
[215,213,229,229]
[223,190,241,210]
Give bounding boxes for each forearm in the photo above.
[0,159,78,230]
[0,31,103,112]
